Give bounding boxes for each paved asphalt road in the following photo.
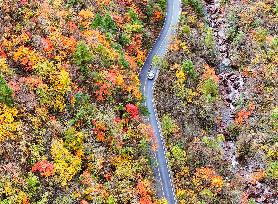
[139,0,182,203]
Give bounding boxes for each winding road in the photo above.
[139,0,182,203]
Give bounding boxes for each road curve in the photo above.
[139,0,182,203]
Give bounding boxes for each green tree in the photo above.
[0,74,13,106]
[161,114,177,137]
[200,78,218,102]
[183,0,204,16]
[205,27,215,49]
[152,55,162,67]
[267,161,278,179]
[91,13,102,28]
[182,60,198,79]
[103,13,117,32]
[73,41,93,75]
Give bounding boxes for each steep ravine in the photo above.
[204,0,246,171]
[205,2,276,202]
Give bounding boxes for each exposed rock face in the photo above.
[204,0,248,174]
[204,0,245,127]
[219,72,245,109]
[205,0,232,72]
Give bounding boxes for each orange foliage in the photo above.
[61,36,77,52]
[249,170,266,184]
[125,54,137,70]
[41,38,54,52]
[96,0,111,6]
[8,81,20,93]
[22,196,29,204]
[140,197,152,204]
[137,180,153,204]
[68,21,78,32]
[240,192,249,204]
[133,34,143,49]
[106,70,125,87]
[80,170,93,186]
[13,46,41,71]
[20,0,28,5]
[195,167,224,192]
[138,123,158,151]
[170,39,181,52]
[195,167,216,180]
[104,172,112,181]
[235,102,255,124]
[93,120,108,142]
[97,34,111,49]
[106,71,117,85]
[153,10,162,21]
[95,82,111,101]
[135,50,146,65]
[79,9,94,19]
[202,64,219,82]
[125,103,139,119]
[113,14,124,27]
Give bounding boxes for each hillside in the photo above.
[0,0,166,203]
[154,0,277,203]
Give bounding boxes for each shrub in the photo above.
[26,173,40,193]
[34,60,57,80]
[205,27,215,50]
[183,0,204,16]
[0,74,13,106]
[119,54,130,69]
[200,78,219,102]
[167,145,187,168]
[63,127,84,156]
[102,13,117,32]
[201,134,225,150]
[267,161,278,179]
[67,0,82,7]
[152,55,163,67]
[91,13,102,28]
[0,58,13,77]
[35,71,71,112]
[139,104,150,116]
[119,32,131,46]
[270,107,278,128]
[128,8,140,23]
[68,93,95,127]
[95,44,114,67]
[32,160,55,177]
[161,114,177,137]
[125,103,139,119]
[157,0,167,12]
[182,60,198,79]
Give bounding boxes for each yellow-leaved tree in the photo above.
[51,139,82,186]
[0,104,20,142]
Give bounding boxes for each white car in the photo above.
[147,70,155,80]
